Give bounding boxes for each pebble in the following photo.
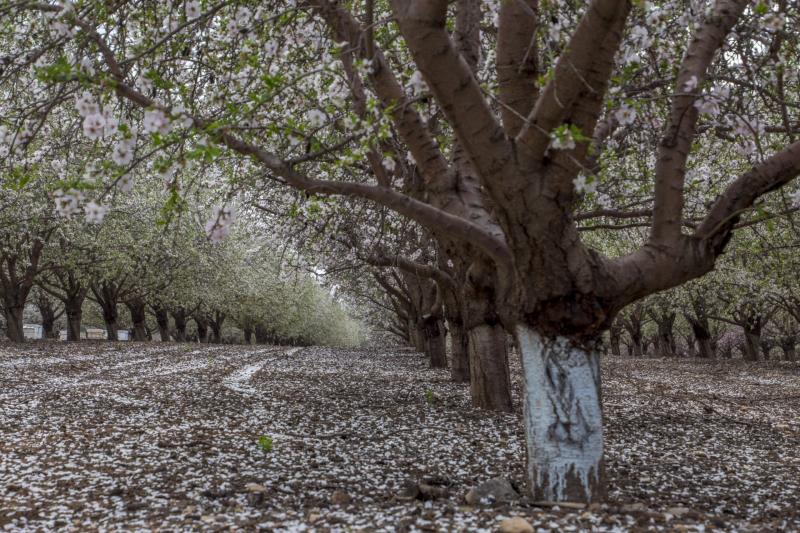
[498,516,534,533]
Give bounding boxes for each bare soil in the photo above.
[1,342,798,532]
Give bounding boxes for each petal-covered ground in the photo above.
[1,342,798,532]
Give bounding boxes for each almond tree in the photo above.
[0,181,54,341]
[9,0,800,502]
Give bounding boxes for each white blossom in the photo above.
[381,156,396,172]
[630,25,652,47]
[171,103,194,128]
[789,188,800,207]
[103,114,119,138]
[343,116,357,131]
[573,174,597,194]
[84,201,108,224]
[550,129,576,151]
[265,39,279,56]
[614,104,637,126]
[136,75,154,93]
[79,57,95,76]
[205,205,237,243]
[735,139,757,156]
[143,109,170,135]
[185,0,201,19]
[694,96,720,117]
[548,23,561,42]
[235,7,252,25]
[157,163,177,184]
[75,91,98,117]
[764,13,785,32]
[111,141,134,166]
[54,189,82,217]
[117,174,134,193]
[306,109,326,129]
[83,113,106,140]
[327,79,348,107]
[409,70,427,96]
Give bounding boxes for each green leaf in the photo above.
[257,435,273,453]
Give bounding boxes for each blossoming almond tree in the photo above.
[6,0,800,502]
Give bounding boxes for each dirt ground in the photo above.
[1,342,798,532]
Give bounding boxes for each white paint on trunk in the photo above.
[516,326,603,501]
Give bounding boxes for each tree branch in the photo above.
[650,0,749,245]
[696,141,800,243]
[389,0,512,193]
[515,0,630,159]
[496,0,538,137]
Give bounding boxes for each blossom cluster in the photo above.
[205,205,237,243]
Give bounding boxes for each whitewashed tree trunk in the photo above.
[516,326,605,502]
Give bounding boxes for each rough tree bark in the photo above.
[622,305,646,357]
[92,282,121,341]
[125,297,148,342]
[172,308,188,342]
[210,310,226,343]
[3,306,25,342]
[649,310,677,357]
[462,261,513,411]
[34,292,60,339]
[0,239,44,343]
[685,299,715,358]
[608,319,622,356]
[65,294,86,342]
[194,315,209,343]
[151,304,171,341]
[254,324,270,344]
[448,320,470,383]
[779,337,797,361]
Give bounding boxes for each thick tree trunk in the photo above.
[413,321,426,353]
[743,329,761,361]
[449,321,470,383]
[651,312,676,357]
[609,325,621,357]
[100,302,119,341]
[688,319,714,358]
[516,326,605,502]
[697,336,714,358]
[36,297,58,339]
[4,306,24,342]
[125,299,148,342]
[154,307,170,341]
[65,300,83,342]
[40,310,56,339]
[782,343,797,362]
[629,335,643,357]
[683,334,696,357]
[655,331,675,357]
[195,317,209,343]
[423,316,447,368]
[172,310,187,342]
[467,324,512,412]
[254,324,269,344]
[243,326,253,345]
[761,339,773,361]
[210,312,225,343]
